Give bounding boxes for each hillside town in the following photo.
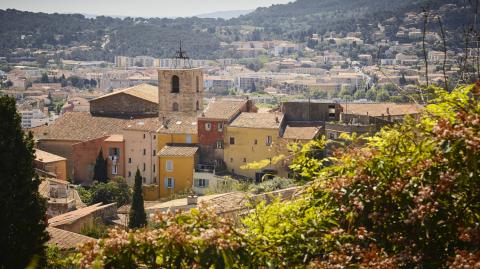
[2,1,480,267]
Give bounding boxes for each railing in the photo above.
[195,164,215,173]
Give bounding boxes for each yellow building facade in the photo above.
[224,113,289,181]
[158,146,198,199]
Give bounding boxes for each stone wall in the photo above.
[281,102,341,122]
[90,93,158,118]
[37,140,79,181]
[158,68,204,116]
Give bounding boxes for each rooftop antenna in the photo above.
[173,40,192,69]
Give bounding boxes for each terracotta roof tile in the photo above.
[35,149,66,163]
[283,122,322,140]
[47,227,96,250]
[230,112,284,129]
[91,83,158,104]
[341,103,423,117]
[202,99,247,121]
[33,112,134,141]
[48,203,115,227]
[157,113,198,134]
[158,145,198,157]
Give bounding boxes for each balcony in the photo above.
[195,164,215,173]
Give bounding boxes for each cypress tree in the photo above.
[0,96,49,268]
[129,169,147,229]
[93,148,108,183]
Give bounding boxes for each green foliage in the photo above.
[80,218,109,239]
[93,148,108,183]
[288,138,327,181]
[45,246,76,269]
[76,207,252,268]
[247,177,297,194]
[0,95,49,268]
[129,169,147,229]
[243,197,338,267]
[79,177,131,207]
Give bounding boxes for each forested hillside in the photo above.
[0,0,473,60]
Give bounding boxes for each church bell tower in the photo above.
[158,42,204,117]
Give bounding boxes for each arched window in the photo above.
[172,102,179,111]
[196,76,199,92]
[196,100,200,111]
[171,75,180,93]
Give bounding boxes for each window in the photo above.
[143,134,146,139]
[186,135,192,144]
[254,139,258,145]
[196,76,199,92]
[243,158,247,163]
[194,178,209,188]
[112,165,118,175]
[143,149,146,155]
[165,177,174,189]
[109,147,120,157]
[143,163,146,171]
[166,160,173,171]
[266,136,272,146]
[205,122,211,131]
[328,104,336,118]
[217,122,223,132]
[216,140,224,149]
[153,164,156,173]
[196,100,200,111]
[153,177,157,184]
[230,137,235,145]
[171,75,180,93]
[329,133,335,140]
[172,102,179,111]
[153,150,156,156]
[128,158,132,164]
[153,135,156,140]
[128,171,131,177]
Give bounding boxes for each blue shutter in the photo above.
[164,177,168,189]
[194,179,199,187]
[205,179,209,187]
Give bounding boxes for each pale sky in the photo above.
[0,0,292,18]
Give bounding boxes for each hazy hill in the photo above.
[196,10,252,19]
[0,0,472,60]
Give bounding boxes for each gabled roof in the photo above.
[157,113,198,135]
[47,227,96,250]
[282,122,323,140]
[90,83,158,104]
[158,145,198,157]
[35,149,66,163]
[230,112,284,129]
[32,112,133,141]
[48,203,115,227]
[201,99,247,122]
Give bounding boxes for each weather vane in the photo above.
[173,40,192,68]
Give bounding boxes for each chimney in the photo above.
[386,107,390,114]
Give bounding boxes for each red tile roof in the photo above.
[230,112,284,129]
[341,103,423,117]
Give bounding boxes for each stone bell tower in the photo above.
[158,43,203,117]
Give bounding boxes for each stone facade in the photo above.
[158,68,204,116]
[90,93,158,118]
[281,101,341,122]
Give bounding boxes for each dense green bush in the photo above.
[78,177,131,207]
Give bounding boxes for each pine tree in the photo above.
[93,148,108,183]
[129,169,147,229]
[0,96,49,268]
